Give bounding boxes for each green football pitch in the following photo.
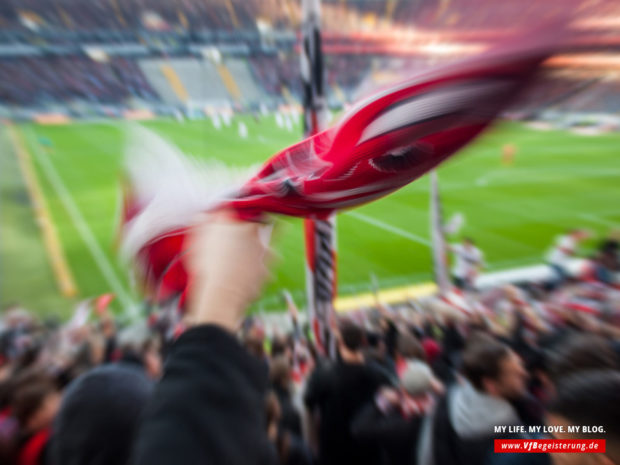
[2,116,619,319]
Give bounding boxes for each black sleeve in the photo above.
[351,403,410,444]
[103,335,117,363]
[303,364,330,410]
[131,325,274,465]
[509,311,527,350]
[370,362,394,389]
[385,319,398,360]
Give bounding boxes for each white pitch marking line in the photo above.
[345,211,432,247]
[26,128,137,317]
[579,213,619,228]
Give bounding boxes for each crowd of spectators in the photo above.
[248,53,372,104]
[555,79,620,114]
[249,54,303,100]
[0,0,286,33]
[325,54,372,95]
[3,51,620,113]
[0,56,158,105]
[0,0,617,43]
[1,216,619,465]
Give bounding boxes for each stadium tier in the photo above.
[2,52,620,117]
[0,56,158,105]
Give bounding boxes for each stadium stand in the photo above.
[225,58,265,104]
[137,60,181,105]
[159,63,190,103]
[559,77,620,113]
[138,58,235,106]
[184,60,232,105]
[249,54,302,101]
[0,56,158,105]
[0,0,617,112]
[216,62,242,101]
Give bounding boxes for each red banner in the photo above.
[495,439,606,453]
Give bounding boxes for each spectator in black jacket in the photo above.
[271,357,302,437]
[304,321,391,465]
[352,360,441,465]
[130,211,276,465]
[50,364,153,465]
[266,391,313,465]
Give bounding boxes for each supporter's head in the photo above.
[569,229,589,241]
[50,364,153,465]
[401,360,442,397]
[397,332,425,361]
[248,323,266,344]
[117,323,162,379]
[68,334,106,378]
[546,370,620,465]
[270,336,292,362]
[270,356,292,391]
[421,337,441,364]
[2,306,32,330]
[462,336,527,399]
[244,333,266,361]
[338,321,365,362]
[88,333,106,366]
[550,334,618,386]
[11,375,60,434]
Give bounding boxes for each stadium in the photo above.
[1,1,620,465]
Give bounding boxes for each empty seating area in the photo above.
[225,59,264,103]
[139,58,232,105]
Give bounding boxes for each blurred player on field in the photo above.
[545,228,590,288]
[449,237,485,291]
[501,143,516,166]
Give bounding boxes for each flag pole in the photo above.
[429,169,451,296]
[301,0,337,359]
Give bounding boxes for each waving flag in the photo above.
[120,26,564,311]
[229,30,558,216]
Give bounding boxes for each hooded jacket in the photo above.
[418,381,522,465]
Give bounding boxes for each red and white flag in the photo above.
[120,26,565,311]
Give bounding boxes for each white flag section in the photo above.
[430,170,451,295]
